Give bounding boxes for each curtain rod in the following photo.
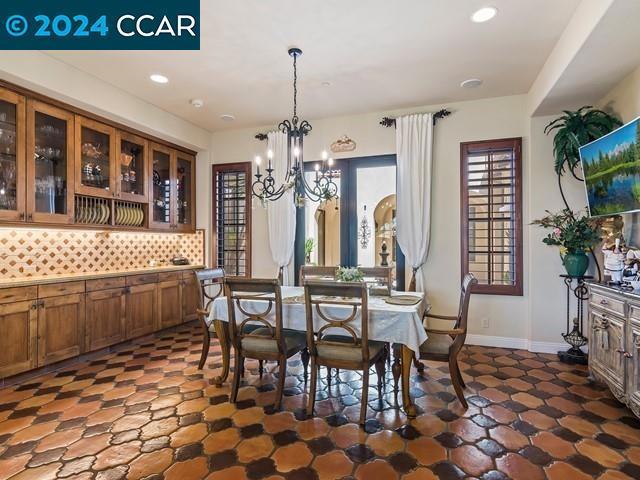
[380,108,452,128]
[255,108,452,141]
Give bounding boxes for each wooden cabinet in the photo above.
[116,131,148,203]
[0,300,37,377]
[0,87,26,222]
[158,279,182,329]
[37,293,85,366]
[126,283,157,339]
[26,100,75,224]
[74,116,117,198]
[628,322,640,417]
[150,143,175,230]
[175,152,196,232]
[182,271,200,323]
[589,308,626,398]
[86,287,126,351]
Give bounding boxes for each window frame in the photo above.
[211,162,252,278]
[460,137,523,296]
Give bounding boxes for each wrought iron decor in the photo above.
[558,274,592,364]
[252,48,338,207]
[358,205,371,249]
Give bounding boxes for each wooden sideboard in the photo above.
[0,266,202,380]
[588,283,640,417]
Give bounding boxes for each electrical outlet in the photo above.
[481,317,489,328]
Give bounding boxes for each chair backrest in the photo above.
[304,280,369,363]
[360,266,393,294]
[452,273,478,351]
[194,268,225,313]
[224,278,285,353]
[299,265,338,285]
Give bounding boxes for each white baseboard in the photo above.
[466,334,567,354]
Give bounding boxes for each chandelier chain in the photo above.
[293,53,298,119]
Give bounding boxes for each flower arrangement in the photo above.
[336,266,364,282]
[531,209,601,254]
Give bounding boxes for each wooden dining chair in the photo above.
[195,268,226,370]
[225,278,308,410]
[417,273,477,409]
[299,265,338,285]
[360,266,393,295]
[304,280,387,425]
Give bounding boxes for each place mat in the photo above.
[384,295,422,306]
[283,295,305,304]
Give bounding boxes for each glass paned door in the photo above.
[150,144,174,229]
[0,88,25,221]
[176,153,195,231]
[117,131,147,202]
[27,100,74,223]
[355,165,398,286]
[75,117,116,198]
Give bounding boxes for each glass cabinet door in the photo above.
[176,152,195,231]
[116,131,147,202]
[150,143,174,229]
[26,100,74,223]
[75,116,116,198]
[0,88,25,221]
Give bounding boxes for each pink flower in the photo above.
[553,228,561,236]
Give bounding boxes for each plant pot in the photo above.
[563,252,589,277]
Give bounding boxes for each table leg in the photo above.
[213,320,231,386]
[401,345,417,418]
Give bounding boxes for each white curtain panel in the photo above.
[396,113,434,292]
[267,130,296,284]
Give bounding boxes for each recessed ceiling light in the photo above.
[321,81,331,87]
[149,74,169,84]
[190,99,204,108]
[220,114,235,122]
[471,6,497,23]
[461,78,483,88]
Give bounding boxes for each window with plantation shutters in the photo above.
[461,138,523,295]
[212,163,252,277]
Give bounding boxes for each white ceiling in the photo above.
[47,0,581,132]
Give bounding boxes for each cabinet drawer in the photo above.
[0,286,37,304]
[38,281,85,298]
[126,273,159,286]
[86,277,125,292]
[590,291,626,316]
[158,271,182,282]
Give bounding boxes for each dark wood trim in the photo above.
[460,137,523,296]
[0,78,198,157]
[211,162,252,278]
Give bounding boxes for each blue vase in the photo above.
[563,253,589,277]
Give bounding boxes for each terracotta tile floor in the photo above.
[1,323,640,480]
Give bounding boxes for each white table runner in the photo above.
[209,286,428,353]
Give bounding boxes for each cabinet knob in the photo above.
[27,213,33,221]
[31,302,38,310]
[19,212,25,220]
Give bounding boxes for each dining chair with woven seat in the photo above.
[304,280,387,425]
[418,273,477,409]
[225,278,309,410]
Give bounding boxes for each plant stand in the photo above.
[558,274,592,365]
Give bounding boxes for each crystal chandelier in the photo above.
[251,48,339,207]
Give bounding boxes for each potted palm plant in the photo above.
[532,209,602,277]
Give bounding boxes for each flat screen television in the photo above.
[580,116,640,217]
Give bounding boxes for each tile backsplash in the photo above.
[0,228,205,278]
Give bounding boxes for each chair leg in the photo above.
[360,367,369,426]
[274,355,287,410]
[307,359,318,418]
[374,356,386,397]
[449,356,468,409]
[198,328,211,370]
[413,355,425,372]
[455,359,466,388]
[326,367,332,385]
[258,360,264,378]
[301,348,309,382]
[230,353,243,404]
[391,344,401,406]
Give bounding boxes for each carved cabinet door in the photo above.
[590,309,626,399]
[627,322,640,416]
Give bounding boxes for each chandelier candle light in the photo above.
[252,48,339,207]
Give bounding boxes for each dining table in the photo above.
[207,286,428,417]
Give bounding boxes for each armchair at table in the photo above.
[417,273,477,408]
